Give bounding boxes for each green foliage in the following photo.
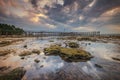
[0,23,24,35]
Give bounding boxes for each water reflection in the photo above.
[0,38,120,80]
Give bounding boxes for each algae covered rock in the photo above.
[19,49,41,57]
[32,49,40,55]
[0,49,15,56]
[19,51,32,56]
[0,41,11,47]
[0,67,26,80]
[44,45,93,62]
[44,45,61,55]
[68,42,79,48]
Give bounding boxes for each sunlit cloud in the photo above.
[79,15,85,20]
[46,23,56,29]
[101,7,120,17]
[88,0,96,7]
[30,17,40,23]
[29,13,48,23]
[72,26,96,32]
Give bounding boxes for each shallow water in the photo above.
[0,37,120,80]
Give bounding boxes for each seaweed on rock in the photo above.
[44,45,93,62]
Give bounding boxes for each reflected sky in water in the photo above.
[0,38,120,80]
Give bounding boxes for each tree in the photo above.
[0,23,24,35]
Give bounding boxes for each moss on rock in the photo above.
[68,42,79,48]
[0,67,26,80]
[0,49,15,56]
[44,45,61,55]
[19,49,41,57]
[44,45,93,62]
[0,41,11,47]
[32,49,40,55]
[19,51,32,56]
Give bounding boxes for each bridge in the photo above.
[25,31,101,37]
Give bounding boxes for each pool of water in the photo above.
[0,37,120,80]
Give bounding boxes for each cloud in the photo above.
[45,23,56,29]
[0,0,19,7]
[29,13,48,23]
[0,0,120,33]
[72,26,96,32]
[29,0,38,8]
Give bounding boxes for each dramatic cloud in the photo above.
[0,0,120,33]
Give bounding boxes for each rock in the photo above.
[0,67,26,80]
[23,45,27,48]
[95,64,103,68]
[68,42,79,48]
[40,65,44,68]
[32,49,40,55]
[112,57,120,61]
[34,59,40,63]
[44,45,93,62]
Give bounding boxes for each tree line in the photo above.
[0,23,24,35]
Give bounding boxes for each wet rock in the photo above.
[19,51,32,56]
[43,57,46,59]
[88,43,91,45]
[44,45,61,55]
[77,37,97,42]
[0,66,10,71]
[95,64,103,68]
[21,57,25,59]
[0,41,11,47]
[19,49,40,57]
[34,59,40,63]
[0,39,24,47]
[0,49,15,56]
[40,65,44,68]
[68,42,79,48]
[23,45,27,48]
[0,67,26,80]
[112,57,120,61]
[49,40,54,42]
[44,45,93,62]
[32,49,40,55]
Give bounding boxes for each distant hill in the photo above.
[0,23,24,35]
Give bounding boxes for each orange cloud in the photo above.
[29,13,48,23]
[0,0,19,7]
[101,7,120,17]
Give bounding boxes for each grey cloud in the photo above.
[29,0,38,8]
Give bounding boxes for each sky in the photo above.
[0,0,120,33]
